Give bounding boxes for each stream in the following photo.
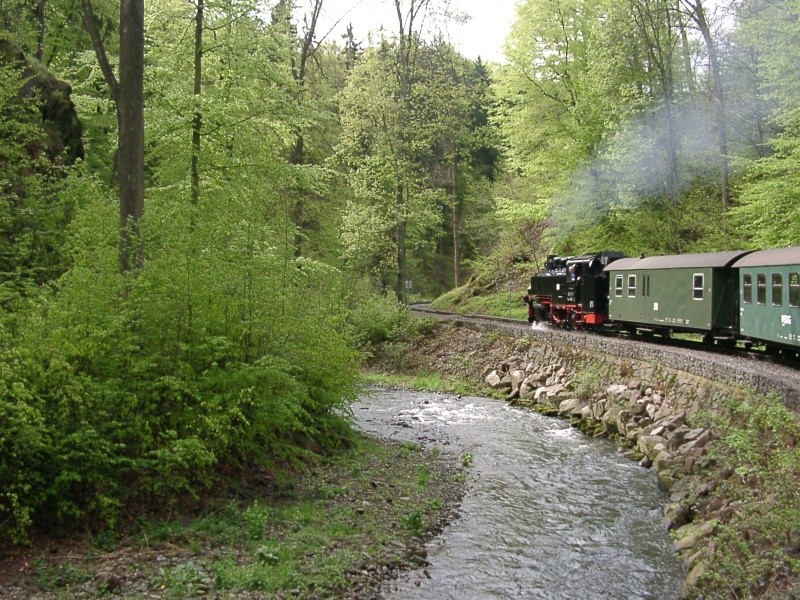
[352,388,685,600]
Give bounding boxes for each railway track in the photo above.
[409,303,800,409]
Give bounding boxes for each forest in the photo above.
[1,0,798,546]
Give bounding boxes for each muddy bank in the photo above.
[0,432,465,600]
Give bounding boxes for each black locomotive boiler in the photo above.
[524,251,624,327]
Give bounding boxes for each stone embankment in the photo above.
[482,338,753,590]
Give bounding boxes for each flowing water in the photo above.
[352,388,685,600]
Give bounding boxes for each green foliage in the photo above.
[0,60,80,301]
[0,0,371,545]
[345,278,438,354]
[361,372,484,397]
[702,397,800,596]
[432,288,529,320]
[498,0,610,188]
[337,39,500,298]
[564,190,739,257]
[30,558,91,591]
[733,116,800,248]
[494,0,784,257]
[571,368,602,402]
[401,509,425,537]
[0,165,361,541]
[345,282,408,351]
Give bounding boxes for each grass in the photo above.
[430,289,529,320]
[694,395,800,597]
[148,436,455,596]
[6,433,463,599]
[361,371,486,396]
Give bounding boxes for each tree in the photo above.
[409,42,498,289]
[0,49,84,297]
[337,43,411,286]
[679,0,730,208]
[390,0,433,302]
[626,0,682,202]
[190,0,203,206]
[337,33,497,296]
[731,0,800,246]
[336,0,437,302]
[81,0,144,272]
[498,0,609,196]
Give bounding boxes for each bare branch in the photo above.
[81,0,119,102]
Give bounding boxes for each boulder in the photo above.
[510,369,527,392]
[485,370,509,389]
[590,399,607,420]
[638,434,667,458]
[606,384,628,398]
[534,383,565,402]
[558,398,581,416]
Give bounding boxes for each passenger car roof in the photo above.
[732,247,800,268]
[604,250,752,272]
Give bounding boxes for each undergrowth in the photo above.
[698,395,800,598]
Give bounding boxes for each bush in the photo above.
[345,279,409,351]
[0,182,362,543]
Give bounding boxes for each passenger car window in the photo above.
[790,272,799,307]
[615,275,623,297]
[627,275,636,297]
[692,273,704,300]
[743,274,752,304]
[757,274,766,305]
[772,273,783,306]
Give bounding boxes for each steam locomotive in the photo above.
[525,248,800,355]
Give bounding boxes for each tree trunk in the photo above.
[629,0,681,203]
[663,86,679,203]
[191,0,203,206]
[395,184,407,303]
[35,0,45,62]
[81,0,120,102]
[451,161,461,289]
[117,0,145,273]
[288,0,323,255]
[82,0,144,272]
[391,0,428,303]
[678,17,696,94]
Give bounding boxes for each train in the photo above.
[524,247,800,356]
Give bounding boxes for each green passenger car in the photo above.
[603,251,751,340]
[732,247,800,353]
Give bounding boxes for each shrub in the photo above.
[0,182,361,543]
[345,280,408,351]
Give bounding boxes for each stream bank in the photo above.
[368,320,800,598]
[354,388,684,599]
